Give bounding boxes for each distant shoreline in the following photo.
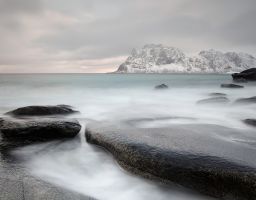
[0,72,231,75]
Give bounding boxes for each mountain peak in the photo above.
[116,45,256,73]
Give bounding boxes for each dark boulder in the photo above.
[6,105,78,117]
[197,97,230,105]
[234,96,256,104]
[0,118,81,142]
[220,84,244,88]
[232,68,256,81]
[86,122,256,200]
[155,84,168,89]
[233,78,247,83]
[244,119,256,127]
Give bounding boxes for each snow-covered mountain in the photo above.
[115,44,256,73]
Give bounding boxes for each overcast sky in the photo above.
[0,0,255,73]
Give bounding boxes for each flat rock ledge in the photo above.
[6,105,78,117]
[85,122,256,200]
[0,117,81,142]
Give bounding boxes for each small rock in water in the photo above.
[234,96,256,104]
[244,119,256,127]
[220,83,244,88]
[197,97,230,105]
[232,68,256,81]
[0,117,81,142]
[5,105,78,117]
[208,93,227,97]
[155,84,168,89]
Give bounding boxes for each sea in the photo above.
[0,74,256,200]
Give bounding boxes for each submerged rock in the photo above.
[208,92,227,97]
[220,84,244,88]
[232,68,256,81]
[124,116,196,127]
[0,118,81,142]
[197,97,230,105]
[6,105,78,117]
[155,84,168,89]
[235,96,256,104]
[86,122,256,200]
[244,119,256,127]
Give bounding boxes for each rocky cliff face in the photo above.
[116,44,256,73]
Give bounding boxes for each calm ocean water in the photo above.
[1,74,256,200]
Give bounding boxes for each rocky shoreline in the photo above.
[0,105,94,200]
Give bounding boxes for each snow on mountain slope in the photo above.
[115,44,256,73]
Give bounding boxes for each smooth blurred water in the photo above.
[1,74,256,200]
[0,74,255,128]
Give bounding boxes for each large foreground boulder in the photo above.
[0,118,81,142]
[86,122,256,200]
[6,105,78,117]
[232,68,256,81]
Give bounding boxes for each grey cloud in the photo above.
[0,0,42,14]
[0,0,256,72]
[220,8,256,46]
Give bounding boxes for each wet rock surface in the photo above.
[232,68,256,81]
[0,118,81,142]
[6,105,78,117]
[197,97,230,105]
[220,84,244,88]
[86,122,256,200]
